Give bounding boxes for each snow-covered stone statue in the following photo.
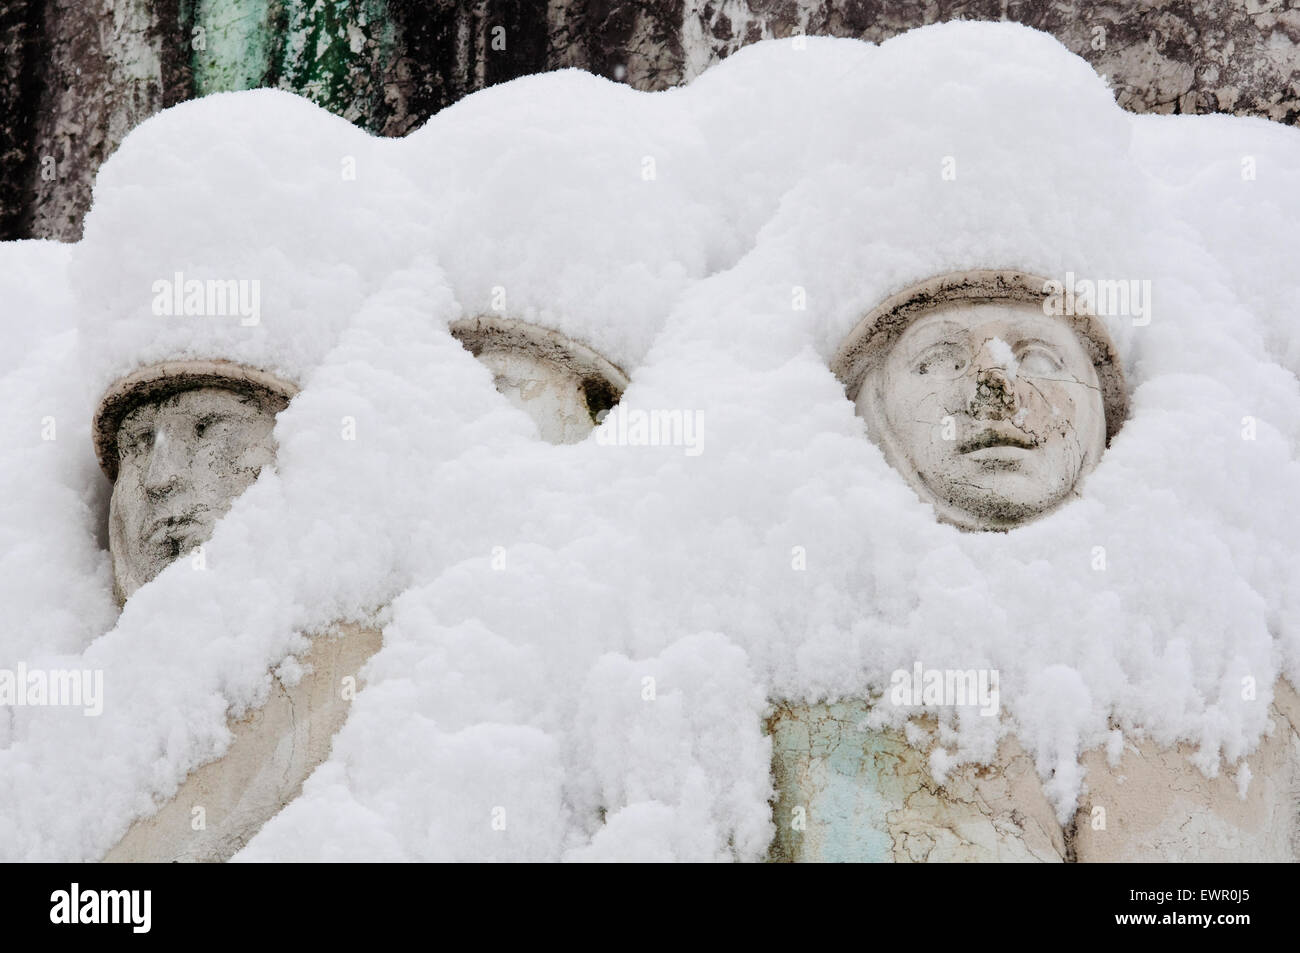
[450,315,628,444]
[773,272,1300,863]
[767,271,1132,863]
[92,359,381,862]
[831,270,1127,531]
[93,360,295,604]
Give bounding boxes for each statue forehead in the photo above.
[118,385,270,425]
[895,300,1082,349]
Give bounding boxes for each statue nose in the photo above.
[973,366,1018,416]
[143,428,189,497]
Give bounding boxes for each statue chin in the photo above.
[919,476,1072,532]
[907,447,1086,531]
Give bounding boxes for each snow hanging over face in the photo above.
[0,21,1298,858]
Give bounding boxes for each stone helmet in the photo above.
[92,359,298,481]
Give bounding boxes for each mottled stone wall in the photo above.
[3,0,1298,240]
[20,0,191,240]
[574,0,1300,124]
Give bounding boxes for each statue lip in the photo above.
[145,513,205,543]
[957,427,1037,454]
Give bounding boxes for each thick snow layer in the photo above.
[1,21,1298,859]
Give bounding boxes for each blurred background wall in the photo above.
[3,0,1298,241]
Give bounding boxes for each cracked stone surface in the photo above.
[1071,679,1300,862]
[768,680,1300,862]
[103,622,383,863]
[5,1,1297,239]
[855,300,1108,531]
[767,699,1066,862]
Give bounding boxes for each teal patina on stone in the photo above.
[769,698,900,863]
[187,0,395,129]
[768,699,1068,863]
[190,0,275,94]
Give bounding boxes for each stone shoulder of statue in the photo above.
[92,361,389,864]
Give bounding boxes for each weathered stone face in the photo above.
[858,301,1106,530]
[108,386,281,601]
[476,348,605,445]
[449,315,627,446]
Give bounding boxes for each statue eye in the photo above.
[914,344,968,379]
[120,428,152,455]
[194,416,220,439]
[1018,343,1064,375]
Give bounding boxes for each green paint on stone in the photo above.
[187,0,395,132]
[767,698,920,863]
[191,0,275,94]
[276,0,394,129]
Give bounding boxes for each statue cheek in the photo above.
[906,422,946,470]
[1020,381,1065,427]
[1058,390,1101,443]
[232,443,275,480]
[928,379,966,414]
[116,475,147,519]
[188,451,238,500]
[879,395,918,449]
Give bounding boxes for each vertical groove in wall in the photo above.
[158,0,196,108]
[380,0,548,137]
[0,0,47,240]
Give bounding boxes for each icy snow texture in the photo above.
[0,22,1298,859]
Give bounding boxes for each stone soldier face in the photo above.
[450,317,626,446]
[109,386,283,600]
[859,301,1106,529]
[476,349,614,445]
